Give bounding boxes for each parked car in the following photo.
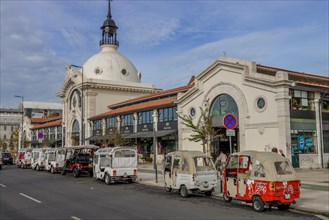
[93,147,138,184]
[31,148,47,171]
[222,151,300,212]
[16,148,32,169]
[44,148,66,174]
[61,145,99,178]
[0,155,2,170]
[1,152,13,165]
[163,150,218,197]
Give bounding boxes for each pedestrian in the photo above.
[279,149,285,157]
[271,147,278,153]
[215,151,227,172]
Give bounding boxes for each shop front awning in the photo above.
[85,136,104,141]
[125,129,177,139]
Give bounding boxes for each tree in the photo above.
[108,128,129,147]
[178,107,217,156]
[9,129,19,156]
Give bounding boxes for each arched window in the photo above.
[72,120,80,133]
[209,94,239,127]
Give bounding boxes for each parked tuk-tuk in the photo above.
[44,148,66,174]
[222,151,300,212]
[31,148,47,171]
[16,148,32,169]
[163,151,218,197]
[93,147,138,184]
[61,145,99,178]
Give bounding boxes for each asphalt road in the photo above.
[0,165,321,220]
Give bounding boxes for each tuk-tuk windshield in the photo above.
[274,161,293,175]
[193,157,215,171]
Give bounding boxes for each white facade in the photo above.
[177,57,293,160]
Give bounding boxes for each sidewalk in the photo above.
[137,164,329,216]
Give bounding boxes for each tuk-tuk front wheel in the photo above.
[205,191,212,197]
[180,185,189,198]
[252,196,265,212]
[61,169,66,175]
[164,183,172,192]
[73,168,80,178]
[105,174,111,185]
[223,193,232,203]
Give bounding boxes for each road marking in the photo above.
[71,216,82,220]
[19,193,42,203]
[315,215,329,220]
[0,184,7,188]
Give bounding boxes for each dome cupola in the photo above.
[100,0,119,46]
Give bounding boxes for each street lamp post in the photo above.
[14,95,24,149]
[153,112,158,183]
[71,64,85,145]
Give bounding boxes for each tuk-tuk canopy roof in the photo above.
[233,150,285,162]
[231,150,299,182]
[95,146,136,155]
[66,145,99,150]
[166,150,211,159]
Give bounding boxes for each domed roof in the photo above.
[83,44,141,83]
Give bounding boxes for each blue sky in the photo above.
[1,0,328,108]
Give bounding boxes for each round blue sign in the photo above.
[38,133,44,139]
[223,114,237,130]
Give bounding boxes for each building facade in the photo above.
[176,56,329,168]
[0,108,22,154]
[56,1,159,147]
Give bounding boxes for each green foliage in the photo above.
[108,128,129,147]
[178,107,217,155]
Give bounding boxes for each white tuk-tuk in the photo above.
[16,148,33,169]
[93,147,138,184]
[44,148,66,173]
[31,148,47,171]
[164,151,218,197]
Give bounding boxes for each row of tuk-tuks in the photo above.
[16,147,300,212]
[16,145,138,183]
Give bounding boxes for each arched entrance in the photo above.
[71,119,80,145]
[210,94,239,158]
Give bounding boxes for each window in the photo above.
[159,107,177,122]
[194,157,214,171]
[93,119,102,131]
[138,111,153,125]
[290,89,314,111]
[173,156,180,169]
[164,156,172,170]
[210,94,239,117]
[4,135,7,140]
[274,161,293,175]
[121,114,134,126]
[254,160,266,177]
[4,125,6,131]
[107,117,117,128]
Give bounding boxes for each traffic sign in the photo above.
[226,129,236,136]
[223,114,237,130]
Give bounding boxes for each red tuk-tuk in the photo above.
[222,151,300,212]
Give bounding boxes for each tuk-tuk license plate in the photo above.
[285,193,290,200]
[204,182,209,188]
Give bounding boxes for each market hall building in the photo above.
[56,0,159,147]
[30,1,328,169]
[176,56,328,169]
